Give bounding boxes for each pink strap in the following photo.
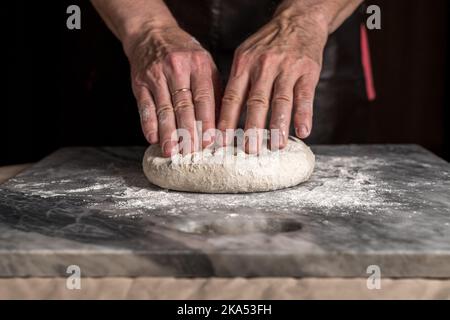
[360,24,376,101]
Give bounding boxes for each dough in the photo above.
[142,137,315,193]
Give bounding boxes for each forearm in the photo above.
[91,0,178,52]
[275,0,364,33]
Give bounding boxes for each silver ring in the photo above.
[171,88,191,96]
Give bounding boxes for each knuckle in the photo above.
[133,76,146,87]
[147,62,161,75]
[201,119,215,129]
[164,52,184,66]
[301,58,321,74]
[139,105,155,122]
[173,98,194,112]
[269,122,283,130]
[282,59,300,72]
[232,53,249,75]
[139,99,156,111]
[258,52,272,64]
[258,52,279,68]
[247,93,269,110]
[285,56,299,65]
[217,119,232,130]
[269,115,289,134]
[222,89,241,105]
[272,94,292,106]
[156,104,174,119]
[295,84,315,100]
[164,52,189,74]
[193,88,212,105]
[295,91,314,101]
[192,50,209,64]
[145,64,164,83]
[294,94,314,107]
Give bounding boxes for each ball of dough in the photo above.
[142,137,315,193]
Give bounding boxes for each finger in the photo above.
[133,85,158,144]
[191,63,216,148]
[217,54,250,146]
[149,73,178,158]
[164,58,197,154]
[244,63,277,154]
[269,73,297,150]
[293,73,319,139]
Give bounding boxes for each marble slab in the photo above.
[0,145,449,278]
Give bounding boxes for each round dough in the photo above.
[142,137,315,193]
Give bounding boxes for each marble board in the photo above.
[0,145,449,278]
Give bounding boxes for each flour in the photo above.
[114,156,392,216]
[9,154,395,217]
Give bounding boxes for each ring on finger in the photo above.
[171,88,191,96]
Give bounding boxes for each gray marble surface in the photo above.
[0,145,449,278]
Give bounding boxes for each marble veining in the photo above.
[0,145,449,277]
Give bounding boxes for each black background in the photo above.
[1,0,449,166]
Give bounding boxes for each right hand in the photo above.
[125,26,221,157]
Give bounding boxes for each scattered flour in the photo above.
[9,155,396,217]
[112,156,393,216]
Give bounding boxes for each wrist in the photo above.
[122,18,178,58]
[273,1,335,35]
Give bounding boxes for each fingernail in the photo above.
[202,136,214,148]
[278,130,286,149]
[162,141,177,157]
[268,130,283,150]
[224,131,234,147]
[296,125,309,138]
[246,142,258,154]
[245,135,259,154]
[203,131,215,145]
[146,132,158,144]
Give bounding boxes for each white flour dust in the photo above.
[10,155,394,216]
[113,155,393,215]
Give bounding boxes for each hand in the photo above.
[217,8,329,153]
[126,26,221,157]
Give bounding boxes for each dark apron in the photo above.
[165,0,370,144]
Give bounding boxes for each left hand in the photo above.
[217,7,329,153]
